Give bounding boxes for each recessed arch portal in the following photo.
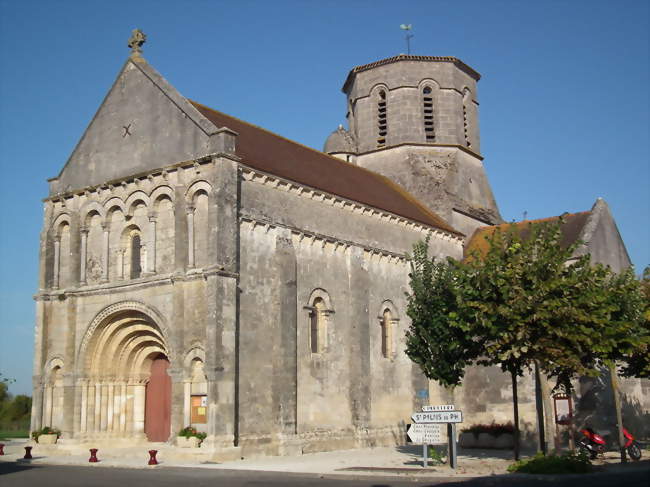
[76,302,171,440]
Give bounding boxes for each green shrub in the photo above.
[507,451,592,474]
[427,445,446,464]
[178,426,207,441]
[461,421,515,437]
[31,426,61,441]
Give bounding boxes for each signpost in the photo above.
[411,410,463,424]
[411,405,462,469]
[407,423,443,444]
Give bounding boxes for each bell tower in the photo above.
[324,55,502,236]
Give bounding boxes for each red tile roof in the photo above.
[464,211,591,259]
[190,101,461,235]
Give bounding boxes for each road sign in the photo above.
[412,410,463,424]
[422,404,455,412]
[407,423,443,444]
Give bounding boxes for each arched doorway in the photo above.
[145,354,171,442]
[76,302,171,440]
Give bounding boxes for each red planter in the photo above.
[148,449,158,465]
[89,448,99,463]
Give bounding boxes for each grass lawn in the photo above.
[0,430,29,440]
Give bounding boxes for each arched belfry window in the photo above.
[130,234,142,279]
[422,86,435,141]
[306,289,334,355]
[462,88,471,148]
[377,89,388,147]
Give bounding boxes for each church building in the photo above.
[31,31,647,456]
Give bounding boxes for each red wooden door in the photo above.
[145,355,171,442]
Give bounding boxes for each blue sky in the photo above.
[0,0,648,396]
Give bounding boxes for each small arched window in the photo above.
[422,86,435,141]
[377,89,388,147]
[381,308,393,358]
[130,234,142,279]
[310,297,325,353]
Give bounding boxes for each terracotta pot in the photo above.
[177,436,201,448]
[38,434,58,445]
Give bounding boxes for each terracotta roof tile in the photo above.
[343,55,480,92]
[190,101,461,235]
[464,211,591,259]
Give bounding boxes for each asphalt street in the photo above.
[1,463,649,487]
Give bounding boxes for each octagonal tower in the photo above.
[325,55,502,236]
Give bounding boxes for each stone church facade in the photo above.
[31,33,648,455]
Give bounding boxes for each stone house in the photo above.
[31,33,647,455]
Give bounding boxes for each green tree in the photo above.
[406,220,646,461]
[404,237,481,388]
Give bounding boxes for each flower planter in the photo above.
[38,434,58,445]
[458,432,477,448]
[177,436,201,448]
[459,432,514,449]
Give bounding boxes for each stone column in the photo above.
[30,377,44,433]
[62,296,78,438]
[119,382,127,432]
[186,206,195,268]
[148,215,157,273]
[101,223,110,282]
[126,383,135,436]
[86,383,95,434]
[184,381,192,426]
[80,381,88,434]
[79,228,88,284]
[174,186,188,274]
[72,378,83,437]
[347,247,371,430]
[43,384,53,426]
[94,383,102,434]
[272,229,298,435]
[31,300,46,434]
[133,383,146,436]
[168,368,185,442]
[117,250,125,280]
[53,237,61,289]
[204,156,240,448]
[100,383,108,432]
[107,383,115,432]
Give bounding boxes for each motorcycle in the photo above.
[578,426,642,460]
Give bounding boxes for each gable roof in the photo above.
[464,211,591,258]
[191,101,461,235]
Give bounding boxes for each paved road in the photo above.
[1,463,649,486]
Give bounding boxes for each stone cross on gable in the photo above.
[128,29,146,56]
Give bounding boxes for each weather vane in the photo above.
[400,24,413,55]
[128,29,147,57]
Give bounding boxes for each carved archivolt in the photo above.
[77,300,171,376]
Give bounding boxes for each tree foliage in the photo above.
[405,219,647,459]
[404,237,481,387]
[406,220,647,388]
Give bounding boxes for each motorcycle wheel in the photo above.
[627,443,642,461]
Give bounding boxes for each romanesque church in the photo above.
[31,31,647,456]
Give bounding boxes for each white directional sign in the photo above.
[407,423,443,444]
[412,410,463,424]
[422,404,455,412]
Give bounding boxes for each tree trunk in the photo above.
[534,361,547,455]
[511,371,520,461]
[539,373,557,452]
[609,365,627,463]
